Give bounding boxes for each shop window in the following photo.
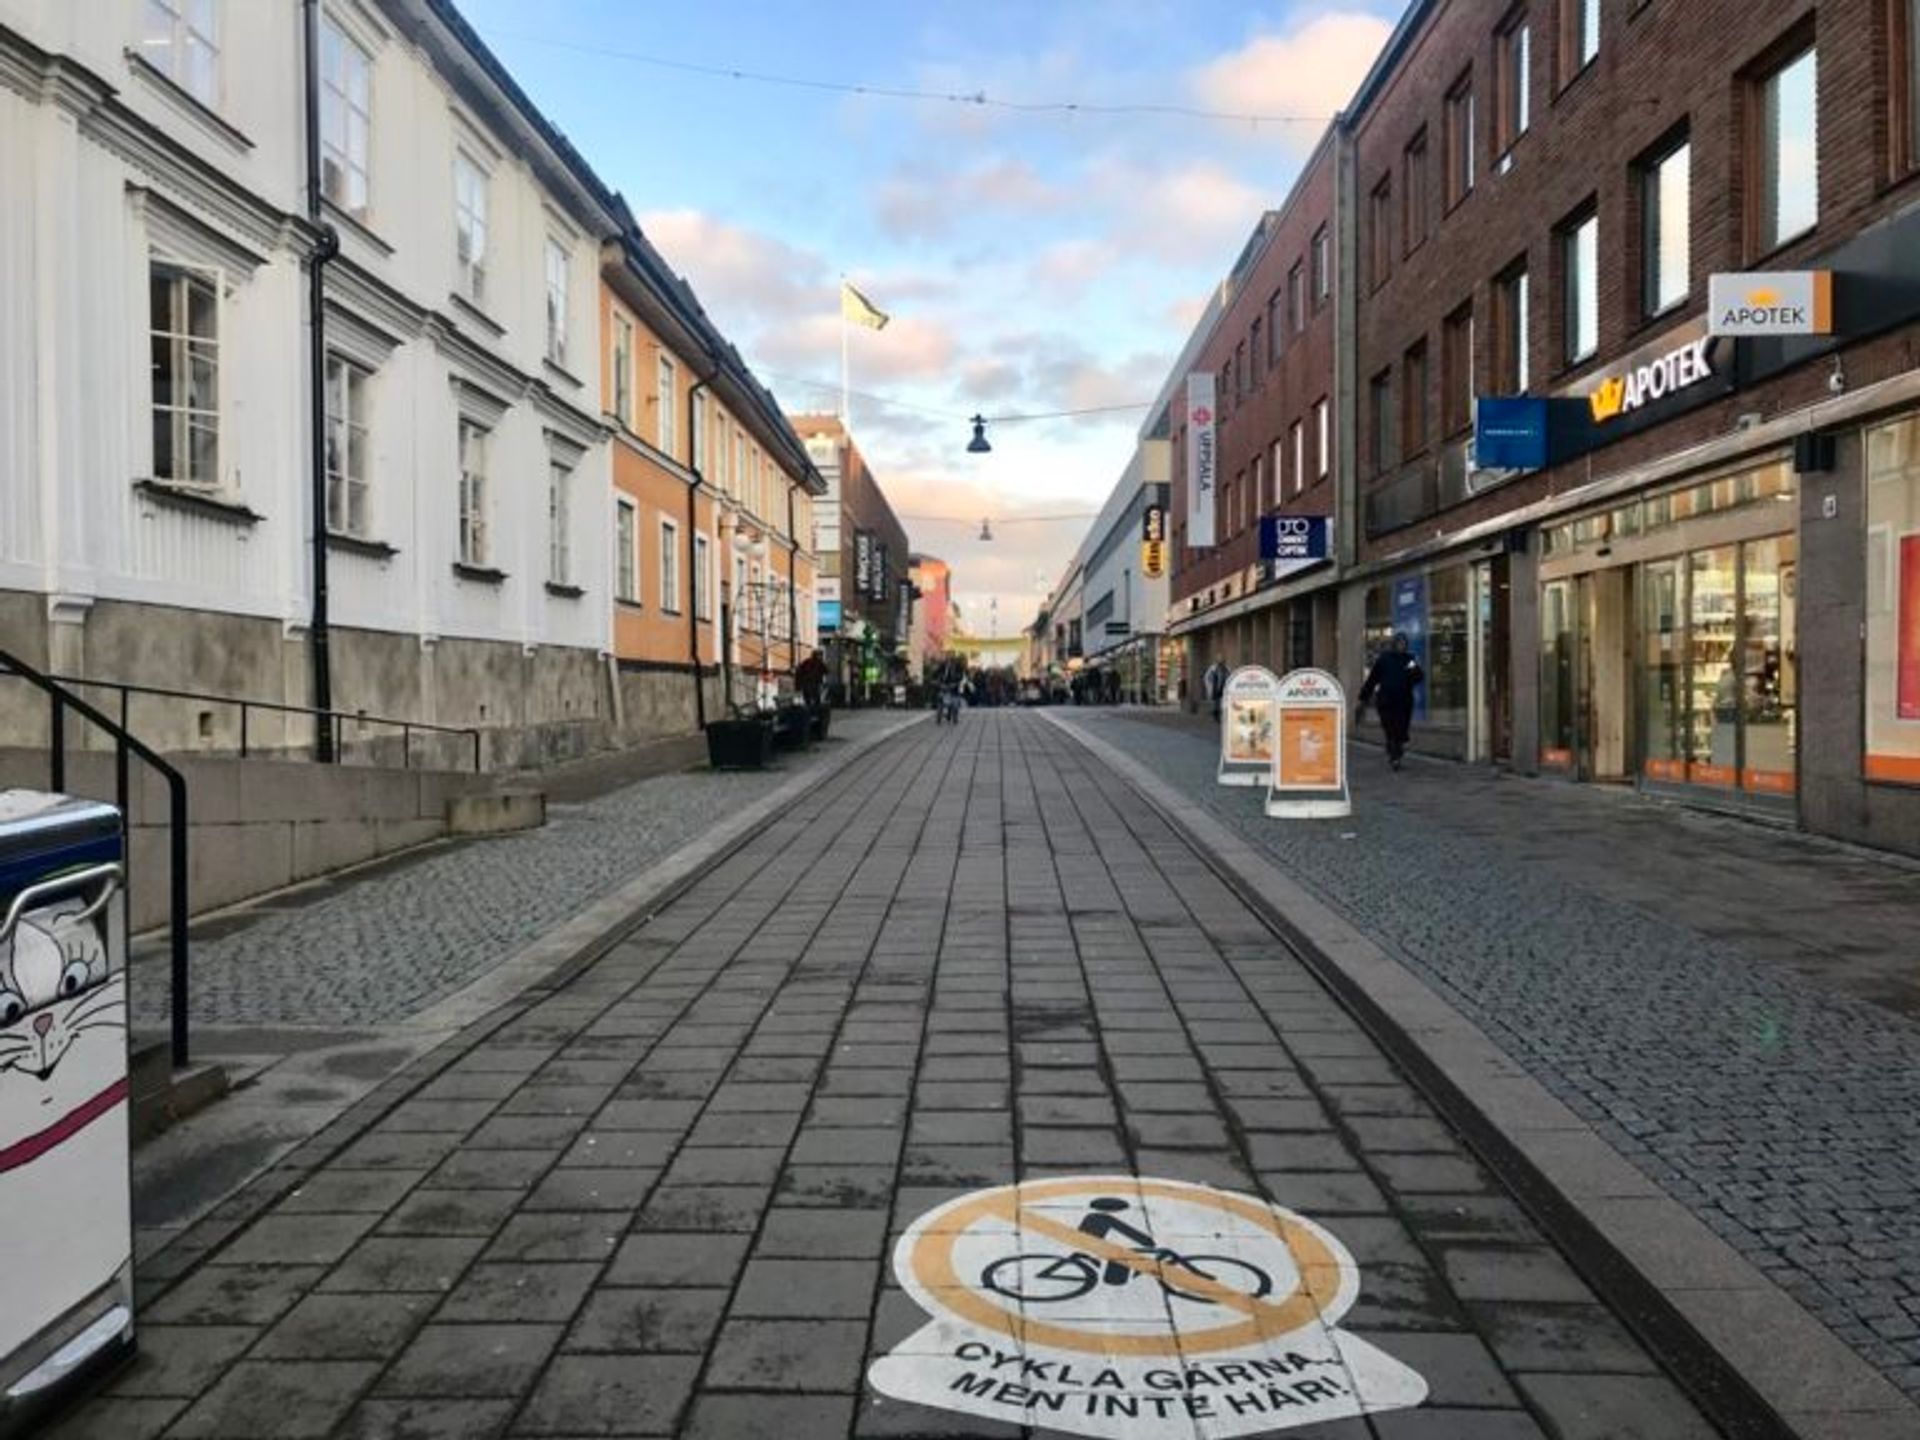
[1540,580,1579,765]
[1640,133,1691,316]
[1866,416,1920,783]
[1750,41,1818,255]
[1404,129,1429,252]
[1640,559,1687,780]
[1428,566,1471,731]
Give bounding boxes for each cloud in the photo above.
[1188,12,1394,122]
[873,156,1067,240]
[1026,238,1120,299]
[638,209,830,325]
[1089,156,1267,265]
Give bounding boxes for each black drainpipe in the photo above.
[302,0,339,760]
[688,364,719,728]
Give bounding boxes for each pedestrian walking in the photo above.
[1358,634,1423,770]
[1203,658,1229,721]
[796,648,827,710]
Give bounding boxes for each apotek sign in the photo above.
[1709,271,1834,337]
[1587,338,1715,423]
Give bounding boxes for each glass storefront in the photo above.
[1539,460,1797,800]
[1866,416,1920,784]
[1427,567,1470,732]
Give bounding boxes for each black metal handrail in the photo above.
[0,648,192,1067]
[27,670,484,772]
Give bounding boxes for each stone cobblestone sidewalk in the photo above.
[51,713,1718,1439]
[131,711,917,1029]
[1057,707,1920,1405]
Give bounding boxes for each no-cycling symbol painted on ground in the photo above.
[867,1175,1427,1437]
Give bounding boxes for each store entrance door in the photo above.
[1468,558,1512,764]
[1581,568,1632,781]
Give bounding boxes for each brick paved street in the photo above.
[53,712,1721,1440]
[130,711,917,1029]
[1056,707,1920,1407]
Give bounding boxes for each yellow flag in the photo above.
[841,281,889,331]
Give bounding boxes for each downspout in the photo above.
[687,364,718,729]
[302,0,339,760]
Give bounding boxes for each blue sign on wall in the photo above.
[818,599,842,632]
[1392,575,1429,720]
[1258,514,1332,562]
[1474,396,1551,471]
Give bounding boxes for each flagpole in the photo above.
[839,274,850,425]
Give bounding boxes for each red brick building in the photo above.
[1169,132,1342,685]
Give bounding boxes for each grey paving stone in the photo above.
[1243,1133,1362,1173]
[778,1164,898,1207]
[1350,1331,1520,1408]
[1515,1372,1722,1439]
[1019,1094,1119,1127]
[634,1185,771,1232]
[40,1397,185,1440]
[1441,1246,1598,1305]
[680,1393,856,1440]
[318,1236,486,1294]
[1370,1410,1549,1439]
[755,1207,890,1258]
[515,1354,700,1435]
[275,1169,423,1215]
[253,1293,433,1360]
[606,1232,752,1288]
[733,1257,880,1318]
[560,1130,679,1169]
[426,1148,557,1191]
[705,1318,868,1392]
[376,1322,562,1398]
[1400,1195,1546,1246]
[1464,1301,1662,1374]
[378,1187,525,1237]
[333,1398,516,1440]
[523,1166,660,1212]
[211,1211,381,1268]
[485,1212,630,1263]
[143,1264,329,1326]
[686,1111,804,1148]
[1371,1152,1497,1195]
[465,1112,591,1150]
[165,1360,378,1439]
[1019,1129,1129,1166]
[662,1146,787,1186]
[563,1288,728,1353]
[105,1325,257,1398]
[437,1262,602,1323]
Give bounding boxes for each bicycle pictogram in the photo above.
[981,1196,1275,1305]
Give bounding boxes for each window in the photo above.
[1642,136,1691,315]
[457,420,488,566]
[1561,208,1599,364]
[1235,340,1247,398]
[1369,370,1393,474]
[1443,303,1475,436]
[544,239,569,366]
[612,316,633,427]
[318,18,370,218]
[1311,227,1331,305]
[1403,129,1429,253]
[1315,398,1330,482]
[656,355,676,454]
[141,0,219,107]
[453,151,488,304]
[1266,291,1282,363]
[1291,421,1304,496]
[1446,73,1476,205]
[1496,12,1530,155]
[1752,44,1819,253]
[1403,342,1429,455]
[731,431,744,498]
[691,390,709,474]
[1561,0,1599,81]
[660,518,681,612]
[1902,0,1920,175]
[1866,418,1920,781]
[1252,451,1266,513]
[149,262,220,489]
[694,532,712,620]
[1370,177,1393,290]
[323,353,368,535]
[1250,319,1263,386]
[1495,262,1531,393]
[615,499,637,602]
[548,461,571,586]
[1288,262,1305,332]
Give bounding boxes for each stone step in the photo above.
[129,1034,229,1145]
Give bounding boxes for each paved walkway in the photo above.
[1059,707,1920,1405]
[55,712,1715,1440]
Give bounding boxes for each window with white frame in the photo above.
[612,315,633,427]
[457,420,489,566]
[150,261,221,490]
[544,238,569,367]
[691,390,708,474]
[1291,420,1304,496]
[656,355,676,455]
[1642,136,1691,316]
[615,498,637,602]
[732,430,744,498]
[1753,44,1819,253]
[548,461,571,586]
[1562,207,1600,364]
[141,0,219,107]
[318,17,371,219]
[453,151,488,304]
[660,518,681,612]
[1315,398,1330,482]
[694,532,712,619]
[323,353,369,535]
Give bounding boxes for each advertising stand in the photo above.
[1216,666,1280,787]
[0,792,134,1437]
[1265,669,1352,819]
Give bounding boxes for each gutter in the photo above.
[302,0,339,760]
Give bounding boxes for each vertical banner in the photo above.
[1186,373,1217,549]
[1900,535,1920,721]
[1392,575,1429,720]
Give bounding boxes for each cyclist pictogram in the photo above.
[981,1196,1274,1305]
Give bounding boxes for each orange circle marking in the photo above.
[906,1177,1348,1358]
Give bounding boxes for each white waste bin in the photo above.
[0,791,132,1436]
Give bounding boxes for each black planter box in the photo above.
[706,717,774,770]
[809,704,832,742]
[772,706,813,752]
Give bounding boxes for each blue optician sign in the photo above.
[1474,396,1551,472]
[1258,514,1332,563]
[818,599,842,632]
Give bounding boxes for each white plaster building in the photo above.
[0,0,619,764]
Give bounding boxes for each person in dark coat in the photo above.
[797,649,827,709]
[1358,634,1423,770]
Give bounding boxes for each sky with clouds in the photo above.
[462,1,1398,635]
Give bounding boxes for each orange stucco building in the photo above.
[600,224,823,731]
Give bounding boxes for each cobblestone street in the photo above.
[1057,707,1920,1407]
[53,712,1722,1440]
